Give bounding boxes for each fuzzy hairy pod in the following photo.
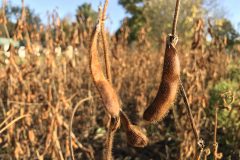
[143,35,180,122]
[89,21,120,117]
[120,111,148,147]
[126,125,148,147]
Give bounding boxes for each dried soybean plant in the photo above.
[143,0,205,157]
[99,2,120,160]
[101,0,112,83]
[89,4,120,160]
[87,1,148,159]
[100,0,148,154]
[0,0,236,159]
[143,0,181,122]
[89,6,120,118]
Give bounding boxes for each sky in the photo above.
[3,0,240,33]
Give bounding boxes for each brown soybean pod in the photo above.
[89,23,120,117]
[143,35,180,122]
[120,111,148,147]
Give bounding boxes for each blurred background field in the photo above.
[0,0,239,159]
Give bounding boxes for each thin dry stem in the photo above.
[196,148,204,160]
[204,148,211,160]
[101,0,112,82]
[213,106,220,160]
[120,110,131,129]
[0,114,29,134]
[0,110,15,128]
[179,81,199,141]
[101,1,119,159]
[171,0,204,155]
[103,119,114,160]
[172,0,181,36]
[69,97,93,160]
[214,106,218,148]
[53,125,64,160]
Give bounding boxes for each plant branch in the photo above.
[170,0,204,156]
[172,0,181,36]
[179,81,199,141]
[69,97,93,160]
[101,0,112,83]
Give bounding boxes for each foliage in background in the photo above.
[208,59,240,159]
[209,18,239,48]
[75,3,97,25]
[118,0,146,42]
[119,0,206,43]
[119,0,240,47]
[145,0,205,43]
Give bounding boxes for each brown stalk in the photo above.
[213,106,218,159]
[104,126,114,160]
[101,0,112,83]
[204,148,211,160]
[100,1,121,159]
[179,82,199,142]
[89,4,120,160]
[0,110,15,129]
[213,106,222,160]
[196,148,204,160]
[103,117,120,160]
[171,0,181,37]
[165,0,205,158]
[171,0,204,155]
[69,96,93,160]
[0,114,29,134]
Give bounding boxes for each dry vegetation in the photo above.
[0,0,240,160]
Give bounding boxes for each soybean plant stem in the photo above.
[171,0,203,151]
[69,97,93,160]
[101,0,112,83]
[179,80,199,141]
[172,0,181,36]
[101,1,116,160]
[172,0,180,36]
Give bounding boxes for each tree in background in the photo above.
[145,0,205,44]
[75,3,97,27]
[0,3,41,38]
[118,0,146,42]
[119,0,239,47]
[119,0,205,43]
[8,6,41,26]
[211,18,239,48]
